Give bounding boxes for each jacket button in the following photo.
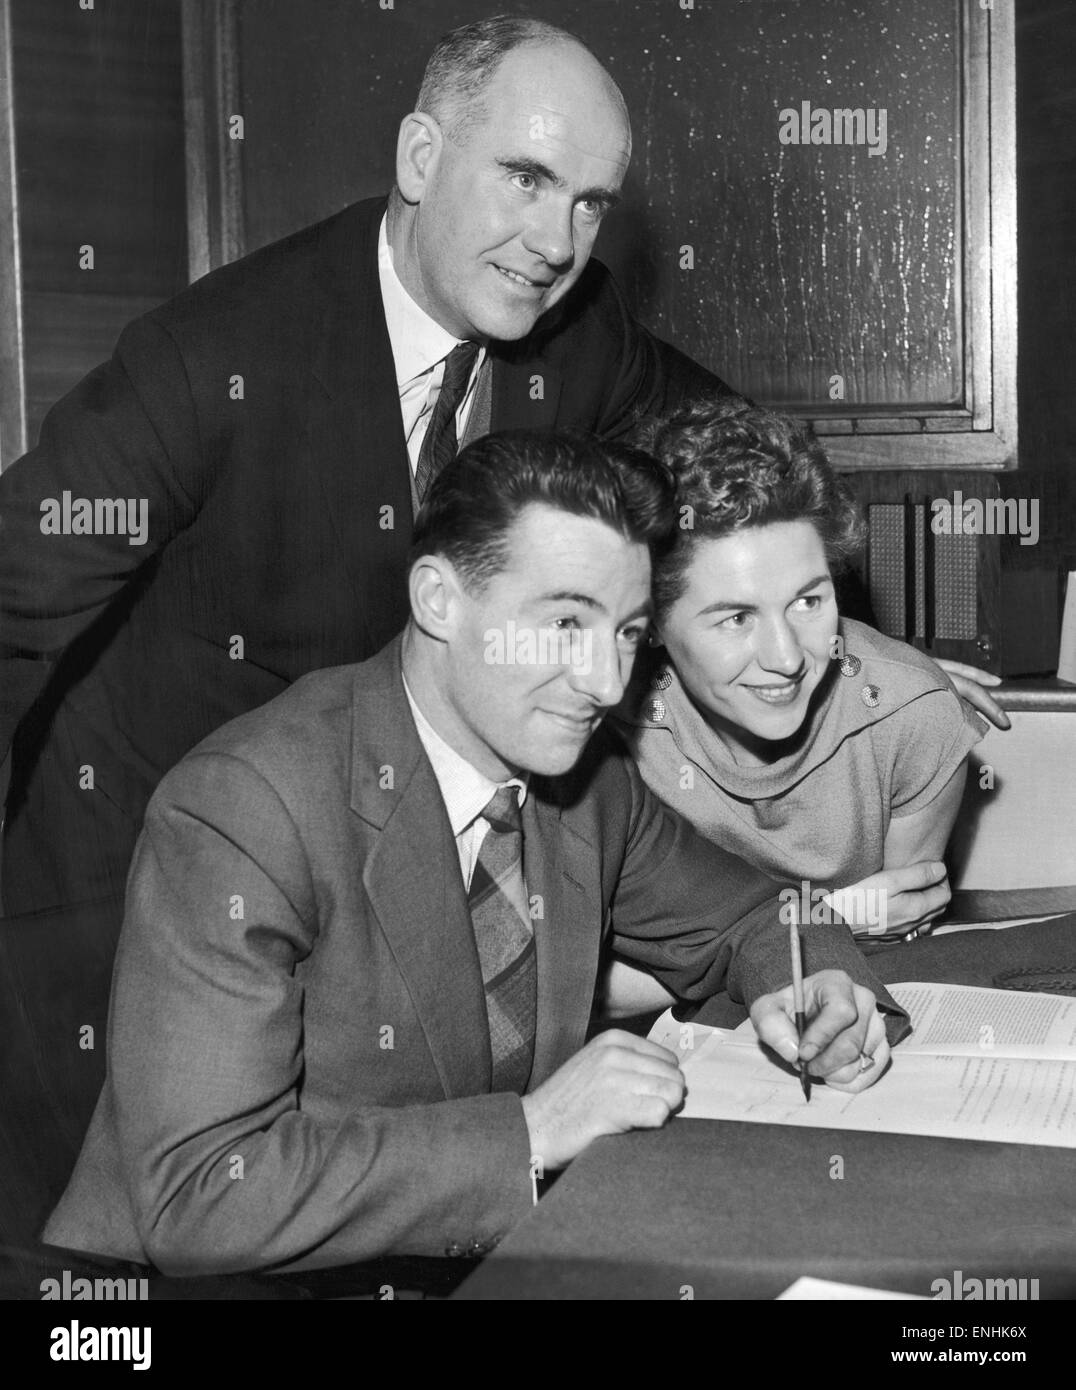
[444,1242,464,1258]
[646,697,667,721]
[651,668,673,691]
[467,1238,486,1256]
[861,683,881,708]
[839,654,862,677]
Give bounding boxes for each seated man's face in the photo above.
[405,42,630,341]
[443,502,652,779]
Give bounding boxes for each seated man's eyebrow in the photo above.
[696,598,756,618]
[535,591,606,611]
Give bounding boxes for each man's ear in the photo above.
[409,553,462,640]
[395,111,442,204]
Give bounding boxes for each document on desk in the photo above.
[649,983,1076,1148]
[932,912,1070,935]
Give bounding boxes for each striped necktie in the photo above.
[468,786,536,1094]
[414,340,481,503]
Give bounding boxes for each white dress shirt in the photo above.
[403,678,527,890]
[378,215,486,473]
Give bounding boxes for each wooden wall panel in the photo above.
[8,0,187,453]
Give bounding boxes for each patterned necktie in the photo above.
[467,786,537,1094]
[414,340,481,503]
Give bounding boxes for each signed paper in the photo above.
[649,983,1076,1148]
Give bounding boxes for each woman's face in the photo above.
[658,520,839,760]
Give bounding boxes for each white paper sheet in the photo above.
[777,1277,928,1300]
[649,982,1076,1148]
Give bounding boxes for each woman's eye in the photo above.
[718,613,750,630]
[552,616,579,631]
[794,594,824,612]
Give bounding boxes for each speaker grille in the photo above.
[867,502,977,643]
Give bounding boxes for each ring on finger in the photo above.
[857,1052,876,1073]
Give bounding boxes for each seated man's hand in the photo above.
[935,658,1010,731]
[749,970,890,1093]
[521,1031,684,1171]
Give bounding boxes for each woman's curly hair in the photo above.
[630,396,867,618]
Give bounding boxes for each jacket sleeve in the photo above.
[606,758,910,1038]
[108,751,534,1276]
[0,314,203,757]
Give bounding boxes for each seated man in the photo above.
[44,431,902,1276]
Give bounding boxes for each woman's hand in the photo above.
[823,861,951,938]
[935,659,1010,730]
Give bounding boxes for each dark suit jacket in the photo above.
[0,196,732,915]
[42,636,894,1275]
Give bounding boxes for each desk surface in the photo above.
[455,918,1076,1300]
[995,678,1076,712]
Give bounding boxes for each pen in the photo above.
[789,903,811,1103]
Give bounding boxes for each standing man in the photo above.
[44,430,897,1274]
[0,15,728,920]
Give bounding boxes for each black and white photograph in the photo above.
[0,0,1073,1354]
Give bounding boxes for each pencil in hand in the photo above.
[788,905,811,1103]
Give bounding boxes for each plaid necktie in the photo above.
[468,786,536,1094]
[414,340,481,503]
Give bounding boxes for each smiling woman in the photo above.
[609,398,988,964]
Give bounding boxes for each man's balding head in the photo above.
[413,15,630,150]
[388,15,631,343]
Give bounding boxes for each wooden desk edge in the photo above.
[996,679,1076,712]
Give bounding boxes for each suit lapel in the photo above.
[362,764,494,1100]
[303,200,414,652]
[459,354,493,448]
[350,643,492,1099]
[524,794,604,1087]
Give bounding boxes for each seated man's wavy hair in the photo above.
[411,428,677,593]
[630,397,866,618]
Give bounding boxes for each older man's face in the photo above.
[400,42,631,342]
